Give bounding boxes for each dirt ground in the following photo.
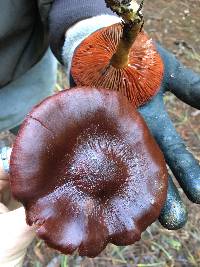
[1,0,200,266]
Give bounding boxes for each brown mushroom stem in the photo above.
[110,21,143,68]
[105,0,144,68]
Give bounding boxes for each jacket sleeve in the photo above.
[37,0,54,24]
[48,0,114,63]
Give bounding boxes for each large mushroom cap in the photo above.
[10,87,167,257]
[71,23,164,108]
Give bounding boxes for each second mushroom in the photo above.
[71,0,164,108]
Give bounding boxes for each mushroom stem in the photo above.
[105,0,144,68]
[110,20,143,68]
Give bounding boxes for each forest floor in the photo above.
[1,0,200,266]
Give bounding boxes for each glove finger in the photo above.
[156,44,200,109]
[140,95,200,203]
[159,176,187,230]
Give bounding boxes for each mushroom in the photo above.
[10,87,167,257]
[71,0,164,108]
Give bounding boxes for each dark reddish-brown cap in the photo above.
[10,87,167,257]
[71,23,164,108]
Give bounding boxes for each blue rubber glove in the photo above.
[69,44,200,230]
[139,44,200,229]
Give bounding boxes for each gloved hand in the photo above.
[64,42,200,230]
[0,157,35,267]
[49,1,200,230]
[138,44,200,229]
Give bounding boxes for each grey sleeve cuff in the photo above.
[62,15,121,79]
